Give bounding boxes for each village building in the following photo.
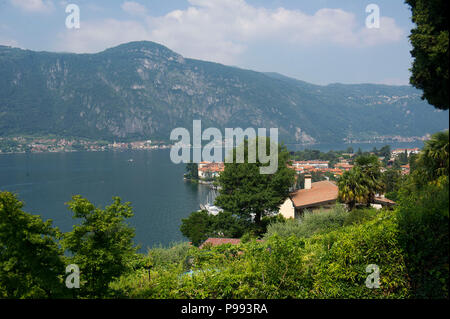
[335,162,354,171]
[279,176,339,219]
[400,164,411,175]
[279,175,396,219]
[291,160,329,169]
[198,161,225,179]
[289,160,343,177]
[391,148,420,157]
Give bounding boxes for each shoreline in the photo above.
[0,146,171,156]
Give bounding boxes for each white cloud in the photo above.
[121,1,148,16]
[0,24,20,47]
[0,38,20,47]
[358,17,405,47]
[10,0,54,12]
[54,0,405,65]
[55,19,150,53]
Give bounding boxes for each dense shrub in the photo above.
[396,178,449,298]
[0,191,66,298]
[148,242,191,268]
[180,211,247,246]
[264,205,377,239]
[113,210,410,299]
[178,236,311,299]
[309,212,410,298]
[343,208,378,226]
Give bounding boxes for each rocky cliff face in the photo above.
[0,41,448,143]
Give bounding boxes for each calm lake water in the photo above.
[0,149,212,251]
[0,141,424,250]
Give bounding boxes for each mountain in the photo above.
[0,41,448,144]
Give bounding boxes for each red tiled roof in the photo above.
[290,181,338,209]
[198,162,225,172]
[335,163,354,168]
[293,160,329,164]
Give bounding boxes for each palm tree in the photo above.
[338,167,370,210]
[354,154,385,205]
[416,131,449,181]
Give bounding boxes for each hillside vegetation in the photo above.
[0,42,448,143]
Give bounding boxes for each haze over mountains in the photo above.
[0,41,448,144]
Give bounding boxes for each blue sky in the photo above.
[0,0,415,85]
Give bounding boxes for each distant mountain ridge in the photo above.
[0,41,448,144]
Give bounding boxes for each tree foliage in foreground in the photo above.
[406,0,449,110]
[396,179,448,298]
[264,205,378,240]
[61,196,138,298]
[115,210,410,299]
[0,192,65,298]
[395,131,449,298]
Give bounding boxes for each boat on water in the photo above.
[200,189,223,216]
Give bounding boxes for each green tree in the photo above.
[406,0,449,110]
[180,211,246,246]
[409,152,419,173]
[396,179,449,298]
[356,147,363,156]
[0,191,65,298]
[61,196,138,298]
[211,211,247,239]
[395,130,449,298]
[215,138,295,231]
[337,168,369,210]
[396,151,409,166]
[382,168,403,201]
[180,210,213,246]
[379,145,391,158]
[184,162,198,180]
[354,154,384,205]
[413,130,449,185]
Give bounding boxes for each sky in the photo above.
[0,0,416,85]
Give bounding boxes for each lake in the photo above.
[0,141,424,250]
[0,149,212,251]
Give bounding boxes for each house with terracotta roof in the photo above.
[279,175,396,218]
[198,161,225,179]
[279,176,339,219]
[335,162,354,171]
